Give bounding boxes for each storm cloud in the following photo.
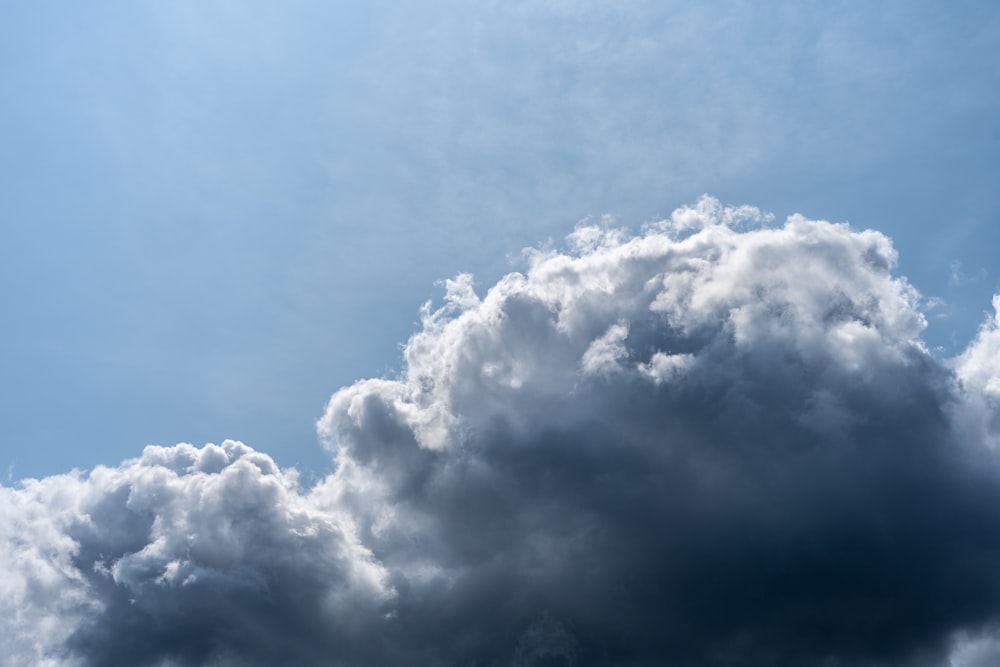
[4,197,1000,666]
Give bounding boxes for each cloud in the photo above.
[5,197,1000,666]
[318,196,1000,665]
[954,294,1000,450]
[1,441,390,667]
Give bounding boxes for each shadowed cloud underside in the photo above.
[3,198,1000,666]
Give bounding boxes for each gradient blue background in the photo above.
[2,1,998,480]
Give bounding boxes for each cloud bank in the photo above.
[4,197,1000,666]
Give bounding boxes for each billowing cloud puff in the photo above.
[955,294,1000,449]
[1,441,389,667]
[4,197,1000,666]
[318,197,1000,666]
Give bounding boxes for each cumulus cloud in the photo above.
[955,294,1000,449]
[1,441,389,667]
[4,196,1000,666]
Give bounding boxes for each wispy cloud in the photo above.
[950,259,989,287]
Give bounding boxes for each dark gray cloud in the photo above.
[4,197,1000,666]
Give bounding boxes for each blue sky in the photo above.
[6,4,1000,664]
[2,0,998,481]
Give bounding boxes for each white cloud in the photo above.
[2,441,389,667]
[316,197,1000,665]
[6,198,1000,666]
[957,295,1000,397]
[954,294,1000,448]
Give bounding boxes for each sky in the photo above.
[2,2,1000,666]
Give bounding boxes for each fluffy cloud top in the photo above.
[4,197,1000,666]
[1,441,389,667]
